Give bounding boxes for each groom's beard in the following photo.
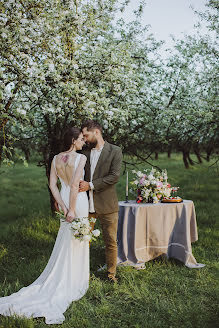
[87,142,98,150]
[83,140,98,150]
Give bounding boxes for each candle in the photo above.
[126,171,129,197]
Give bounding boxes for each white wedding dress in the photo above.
[0,153,89,325]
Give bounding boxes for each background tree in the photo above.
[1,1,218,210]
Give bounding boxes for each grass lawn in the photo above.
[0,154,218,328]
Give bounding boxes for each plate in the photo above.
[161,198,183,203]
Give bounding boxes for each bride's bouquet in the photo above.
[131,167,171,203]
[55,212,100,242]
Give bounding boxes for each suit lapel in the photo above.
[93,141,110,179]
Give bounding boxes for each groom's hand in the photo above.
[79,181,90,192]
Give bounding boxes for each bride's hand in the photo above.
[66,210,75,223]
[60,205,68,218]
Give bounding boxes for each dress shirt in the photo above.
[89,144,104,213]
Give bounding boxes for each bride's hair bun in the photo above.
[63,127,81,151]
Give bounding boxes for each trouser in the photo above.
[89,212,118,276]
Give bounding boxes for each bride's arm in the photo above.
[49,158,68,216]
[67,154,87,222]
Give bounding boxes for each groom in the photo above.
[79,120,123,283]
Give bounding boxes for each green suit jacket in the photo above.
[84,141,123,215]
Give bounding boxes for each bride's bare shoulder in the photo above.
[80,154,87,162]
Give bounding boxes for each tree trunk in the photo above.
[167,146,171,158]
[21,144,30,161]
[182,150,189,169]
[194,148,202,164]
[0,143,3,166]
[155,152,158,160]
[187,153,194,165]
[206,149,212,162]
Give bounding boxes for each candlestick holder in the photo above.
[125,195,129,203]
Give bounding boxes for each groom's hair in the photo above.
[81,120,103,134]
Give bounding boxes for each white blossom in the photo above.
[92,229,100,237]
[83,235,91,241]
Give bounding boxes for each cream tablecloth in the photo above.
[117,200,204,269]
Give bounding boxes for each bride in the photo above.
[0,127,89,325]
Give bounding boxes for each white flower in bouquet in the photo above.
[80,218,89,225]
[140,180,147,186]
[92,229,100,237]
[163,171,168,181]
[137,171,143,177]
[72,221,80,229]
[83,235,91,242]
[85,227,91,234]
[80,227,90,235]
[151,167,156,174]
[143,189,150,197]
[85,221,90,228]
[163,188,171,198]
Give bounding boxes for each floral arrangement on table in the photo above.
[56,212,100,242]
[130,168,172,204]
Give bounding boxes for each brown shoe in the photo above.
[107,274,118,283]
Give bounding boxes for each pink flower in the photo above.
[167,183,171,188]
[157,181,163,188]
[139,177,145,185]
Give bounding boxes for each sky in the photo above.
[118,0,210,57]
